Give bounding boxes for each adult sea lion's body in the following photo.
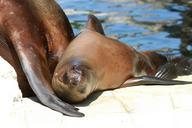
[52,16,192,103]
[0,0,83,117]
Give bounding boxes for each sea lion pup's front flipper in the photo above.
[155,63,178,79]
[121,53,192,87]
[155,57,192,79]
[85,14,105,35]
[0,0,83,117]
[121,76,192,88]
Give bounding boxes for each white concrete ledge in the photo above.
[0,57,192,128]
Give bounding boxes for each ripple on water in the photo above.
[57,0,192,56]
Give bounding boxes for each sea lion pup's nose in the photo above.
[63,65,85,88]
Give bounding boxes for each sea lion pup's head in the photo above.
[52,59,97,103]
[52,14,104,103]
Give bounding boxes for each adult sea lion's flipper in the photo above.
[85,14,105,35]
[0,0,83,117]
[121,76,192,88]
[25,0,75,73]
[0,29,34,97]
[0,29,14,66]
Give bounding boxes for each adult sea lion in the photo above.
[52,15,192,103]
[0,0,83,117]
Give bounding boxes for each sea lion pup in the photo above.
[52,15,192,103]
[0,0,83,117]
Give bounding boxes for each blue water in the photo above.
[57,0,192,57]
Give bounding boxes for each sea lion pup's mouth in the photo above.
[52,61,96,103]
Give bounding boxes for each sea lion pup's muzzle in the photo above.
[63,65,84,88]
[52,61,96,103]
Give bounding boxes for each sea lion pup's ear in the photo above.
[85,14,105,35]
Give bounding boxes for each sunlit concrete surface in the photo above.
[0,56,192,128]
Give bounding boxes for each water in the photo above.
[57,0,192,57]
